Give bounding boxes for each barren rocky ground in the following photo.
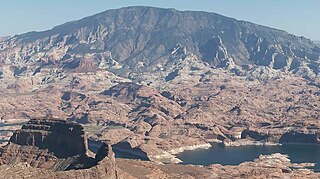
[0,6,319,178]
[0,118,319,179]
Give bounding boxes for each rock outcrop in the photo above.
[279,131,320,144]
[0,144,117,179]
[9,118,88,157]
[0,6,319,96]
[0,118,117,178]
[0,6,319,172]
[1,118,320,178]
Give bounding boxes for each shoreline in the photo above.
[150,143,212,164]
[222,140,281,147]
[150,140,320,165]
[167,143,319,173]
[222,140,320,147]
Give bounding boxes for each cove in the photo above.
[88,140,148,160]
[176,144,320,172]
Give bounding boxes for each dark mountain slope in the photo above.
[1,6,319,76]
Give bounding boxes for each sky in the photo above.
[0,0,319,40]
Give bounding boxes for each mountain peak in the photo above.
[0,6,319,83]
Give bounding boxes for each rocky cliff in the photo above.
[9,118,88,157]
[0,6,319,167]
[0,119,319,178]
[0,6,319,94]
[0,118,117,178]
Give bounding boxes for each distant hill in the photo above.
[0,6,319,82]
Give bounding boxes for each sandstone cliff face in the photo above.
[0,118,91,170]
[9,118,88,157]
[1,121,319,179]
[0,118,117,178]
[279,131,320,144]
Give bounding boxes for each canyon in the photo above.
[0,118,319,178]
[0,6,319,178]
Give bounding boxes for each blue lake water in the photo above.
[176,144,320,172]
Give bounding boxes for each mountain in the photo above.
[0,6,319,164]
[0,6,319,87]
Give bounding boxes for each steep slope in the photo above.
[0,6,319,165]
[0,6,319,91]
[1,119,319,178]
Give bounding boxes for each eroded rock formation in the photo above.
[0,6,319,177]
[9,118,88,157]
[1,118,320,178]
[0,118,117,178]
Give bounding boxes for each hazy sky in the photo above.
[0,0,319,40]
